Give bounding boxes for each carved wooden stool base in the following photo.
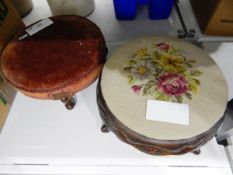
[97,79,225,155]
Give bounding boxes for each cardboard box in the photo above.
[0,76,16,130]
[190,0,233,36]
[0,0,25,130]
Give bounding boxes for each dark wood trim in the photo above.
[97,77,225,155]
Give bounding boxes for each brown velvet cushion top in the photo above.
[1,15,107,94]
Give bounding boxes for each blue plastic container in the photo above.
[139,0,149,5]
[113,0,137,20]
[113,0,174,20]
[149,0,174,19]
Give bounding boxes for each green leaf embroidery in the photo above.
[147,80,156,84]
[128,60,137,65]
[123,66,132,72]
[187,59,196,63]
[192,78,200,85]
[190,70,202,77]
[168,46,180,55]
[185,93,192,100]
[151,61,159,66]
[0,92,7,105]
[176,96,183,103]
[155,91,170,101]
[184,62,192,68]
[128,75,135,84]
[152,51,161,60]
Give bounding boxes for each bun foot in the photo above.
[192,149,201,155]
[65,97,76,110]
[101,124,110,133]
[60,96,76,110]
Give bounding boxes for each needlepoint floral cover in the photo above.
[123,42,202,103]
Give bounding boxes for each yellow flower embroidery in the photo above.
[188,79,199,93]
[160,54,185,73]
[135,48,148,58]
[138,67,147,74]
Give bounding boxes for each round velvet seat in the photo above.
[1,15,107,109]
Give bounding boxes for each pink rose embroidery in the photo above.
[156,43,170,52]
[131,85,141,95]
[158,73,188,96]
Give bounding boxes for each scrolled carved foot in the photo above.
[192,149,201,155]
[101,124,110,133]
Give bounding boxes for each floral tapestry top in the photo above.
[123,42,202,103]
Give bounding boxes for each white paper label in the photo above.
[25,18,53,36]
[146,100,189,125]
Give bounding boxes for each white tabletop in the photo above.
[0,82,231,174]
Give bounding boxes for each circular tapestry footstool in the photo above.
[1,15,108,109]
[97,36,228,155]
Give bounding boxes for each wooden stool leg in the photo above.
[60,96,76,110]
[65,97,76,110]
[101,124,110,133]
[192,149,201,155]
